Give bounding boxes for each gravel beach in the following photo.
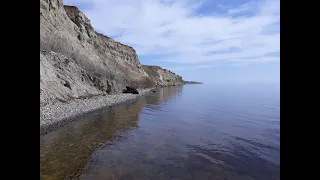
[40,88,153,135]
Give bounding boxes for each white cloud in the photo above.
[227,1,259,15]
[168,64,220,71]
[231,63,249,67]
[64,0,280,66]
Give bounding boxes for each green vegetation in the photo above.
[177,75,184,83]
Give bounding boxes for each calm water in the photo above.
[40,84,280,180]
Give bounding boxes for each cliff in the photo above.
[40,0,184,106]
[142,65,184,87]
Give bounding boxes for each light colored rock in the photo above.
[40,0,184,106]
[40,0,154,106]
[40,88,153,135]
[142,65,184,87]
[40,0,186,131]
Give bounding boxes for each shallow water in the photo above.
[40,84,280,180]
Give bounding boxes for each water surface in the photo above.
[40,84,280,180]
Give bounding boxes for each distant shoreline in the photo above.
[40,88,154,135]
[184,81,203,84]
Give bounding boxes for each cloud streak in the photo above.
[168,64,220,71]
[64,0,280,70]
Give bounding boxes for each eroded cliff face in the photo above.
[142,65,184,87]
[40,0,183,106]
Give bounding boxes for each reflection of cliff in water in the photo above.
[145,86,183,106]
[40,86,184,180]
[40,99,146,180]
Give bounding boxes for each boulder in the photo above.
[122,86,139,94]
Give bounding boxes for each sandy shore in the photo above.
[40,88,153,135]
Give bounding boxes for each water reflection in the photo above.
[40,85,279,180]
[40,87,183,180]
[145,86,183,105]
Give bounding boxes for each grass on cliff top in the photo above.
[177,75,184,83]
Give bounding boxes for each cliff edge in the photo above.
[142,65,184,87]
[40,0,185,107]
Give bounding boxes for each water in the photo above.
[40,84,280,180]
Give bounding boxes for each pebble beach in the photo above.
[40,88,153,135]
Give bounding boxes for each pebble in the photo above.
[40,88,153,135]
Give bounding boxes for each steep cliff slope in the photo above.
[142,65,184,87]
[40,0,183,106]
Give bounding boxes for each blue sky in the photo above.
[64,0,280,84]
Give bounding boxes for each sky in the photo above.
[64,0,280,84]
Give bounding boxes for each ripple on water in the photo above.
[40,85,280,180]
